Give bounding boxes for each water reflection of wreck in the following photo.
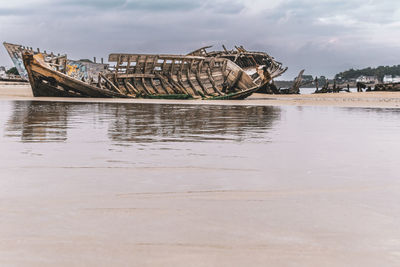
[107,104,281,143]
[5,101,69,142]
[5,101,281,144]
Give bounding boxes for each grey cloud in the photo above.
[1,0,400,79]
[125,0,202,11]
[0,7,32,16]
[57,0,127,9]
[204,1,245,14]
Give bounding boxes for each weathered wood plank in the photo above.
[109,53,205,62]
[115,73,156,78]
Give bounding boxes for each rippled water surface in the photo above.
[1,100,400,266]
[1,101,399,174]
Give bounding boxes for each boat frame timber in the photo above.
[187,45,288,80]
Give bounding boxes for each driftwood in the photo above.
[258,69,305,95]
[314,80,348,94]
[286,69,305,94]
[374,83,400,91]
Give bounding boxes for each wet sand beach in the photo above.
[1,83,400,266]
[1,82,400,108]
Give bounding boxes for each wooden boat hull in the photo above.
[22,51,264,100]
[188,45,288,80]
[23,53,129,98]
[4,42,109,83]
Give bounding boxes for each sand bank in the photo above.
[1,82,400,108]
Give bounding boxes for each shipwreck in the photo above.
[5,42,289,99]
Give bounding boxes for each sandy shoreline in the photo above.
[2,82,400,266]
[1,82,400,108]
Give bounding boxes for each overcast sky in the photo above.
[0,0,399,79]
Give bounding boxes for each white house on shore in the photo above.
[355,75,378,84]
[383,75,400,84]
[0,66,6,78]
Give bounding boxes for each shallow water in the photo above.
[300,87,358,94]
[1,100,400,266]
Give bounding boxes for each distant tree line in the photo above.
[335,65,400,81]
[6,67,19,75]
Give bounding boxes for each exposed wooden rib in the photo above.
[135,55,141,73]
[170,59,176,74]
[177,72,190,95]
[99,73,122,94]
[97,73,102,88]
[226,70,243,92]
[149,77,162,94]
[114,54,121,86]
[122,79,134,95]
[124,80,139,95]
[132,78,145,95]
[161,59,167,73]
[222,60,227,73]
[195,60,207,94]
[116,54,121,73]
[186,60,200,95]
[206,65,222,95]
[166,76,181,94]
[126,56,131,74]
[141,77,152,95]
[169,74,188,94]
[155,73,171,94]
[151,56,158,73]
[186,68,199,95]
[148,56,163,94]
[143,56,148,73]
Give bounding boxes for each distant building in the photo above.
[383,75,400,84]
[299,74,313,82]
[0,66,6,78]
[383,75,393,83]
[356,75,378,84]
